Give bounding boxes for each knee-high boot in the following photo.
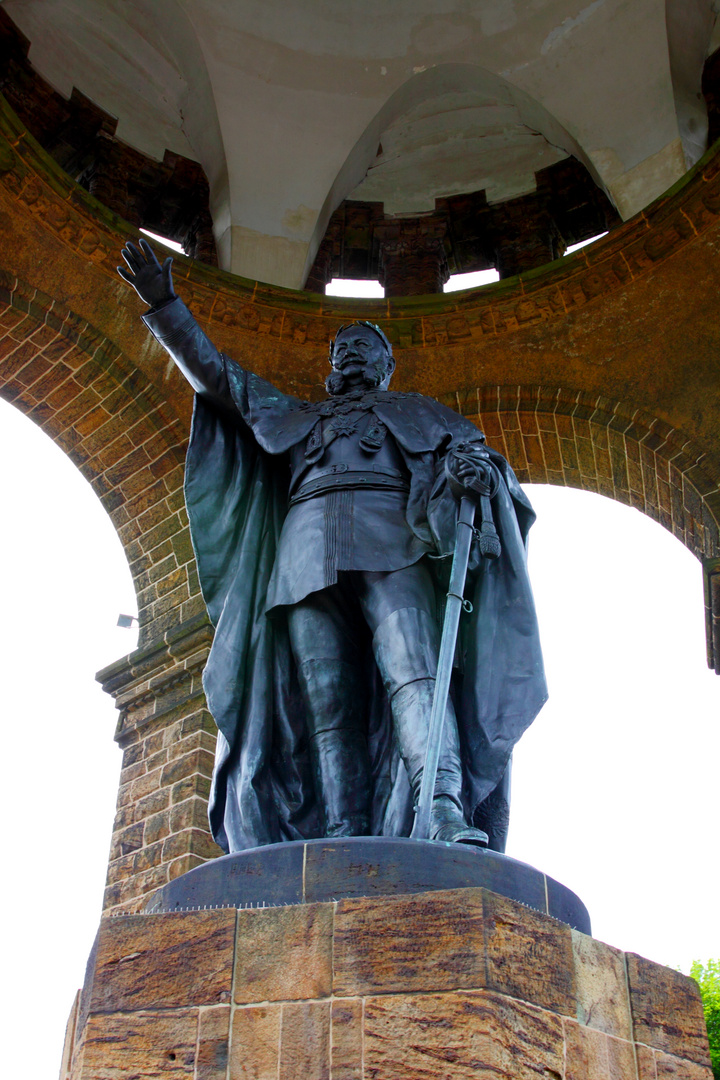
[296,658,372,837]
[372,607,488,846]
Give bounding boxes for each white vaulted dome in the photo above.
[5,0,718,286]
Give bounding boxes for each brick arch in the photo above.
[446,385,720,562]
[0,268,202,646]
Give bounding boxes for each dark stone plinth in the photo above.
[145,837,591,933]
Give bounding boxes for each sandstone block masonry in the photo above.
[60,887,713,1080]
[97,614,224,916]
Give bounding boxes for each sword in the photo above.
[411,444,501,841]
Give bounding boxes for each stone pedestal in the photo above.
[144,837,592,935]
[60,884,712,1080]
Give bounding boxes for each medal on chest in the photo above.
[300,389,406,461]
[326,414,360,438]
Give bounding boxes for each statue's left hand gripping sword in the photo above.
[411,443,501,842]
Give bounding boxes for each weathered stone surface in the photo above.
[333,887,486,997]
[572,930,633,1039]
[44,884,720,1080]
[98,619,218,914]
[229,1005,281,1080]
[79,1008,198,1078]
[564,1017,637,1080]
[637,1045,715,1080]
[234,902,333,1004]
[638,1043,659,1080]
[653,1050,714,1080]
[331,998,363,1080]
[627,953,711,1065]
[483,890,576,1016]
[364,989,565,1080]
[196,1007,231,1080]
[278,1001,331,1080]
[59,989,81,1080]
[89,910,236,1012]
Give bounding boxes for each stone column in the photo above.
[489,197,563,278]
[304,235,335,293]
[377,220,449,296]
[82,131,135,221]
[185,208,219,266]
[97,612,224,916]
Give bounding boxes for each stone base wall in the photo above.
[60,886,712,1080]
[97,615,225,915]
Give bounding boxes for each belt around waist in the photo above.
[289,469,410,506]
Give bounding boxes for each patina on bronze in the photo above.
[118,239,547,854]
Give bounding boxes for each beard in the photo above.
[325,358,388,396]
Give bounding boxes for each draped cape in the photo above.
[184,360,548,853]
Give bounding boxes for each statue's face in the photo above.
[330,326,395,390]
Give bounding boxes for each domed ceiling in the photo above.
[4,0,719,289]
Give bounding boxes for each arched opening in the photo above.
[459,385,720,666]
[509,483,719,965]
[0,396,137,1080]
[453,385,720,559]
[0,273,197,646]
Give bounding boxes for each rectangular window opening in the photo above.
[140,228,185,254]
[444,268,500,293]
[565,232,608,255]
[325,278,385,298]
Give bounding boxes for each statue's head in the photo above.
[326,322,395,396]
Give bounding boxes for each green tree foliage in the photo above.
[691,960,720,1080]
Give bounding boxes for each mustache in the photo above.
[325,360,386,396]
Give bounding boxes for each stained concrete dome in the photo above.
[5,0,720,288]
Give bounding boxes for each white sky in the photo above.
[1,390,718,1080]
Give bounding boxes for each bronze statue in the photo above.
[118,240,547,854]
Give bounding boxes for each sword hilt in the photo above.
[445,443,500,502]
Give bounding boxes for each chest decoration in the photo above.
[303,412,390,460]
[300,388,415,461]
[360,416,387,452]
[304,421,323,463]
[297,387,420,417]
[326,414,359,438]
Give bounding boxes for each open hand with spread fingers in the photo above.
[117,238,177,310]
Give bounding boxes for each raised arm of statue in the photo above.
[118,238,177,309]
[118,239,234,409]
